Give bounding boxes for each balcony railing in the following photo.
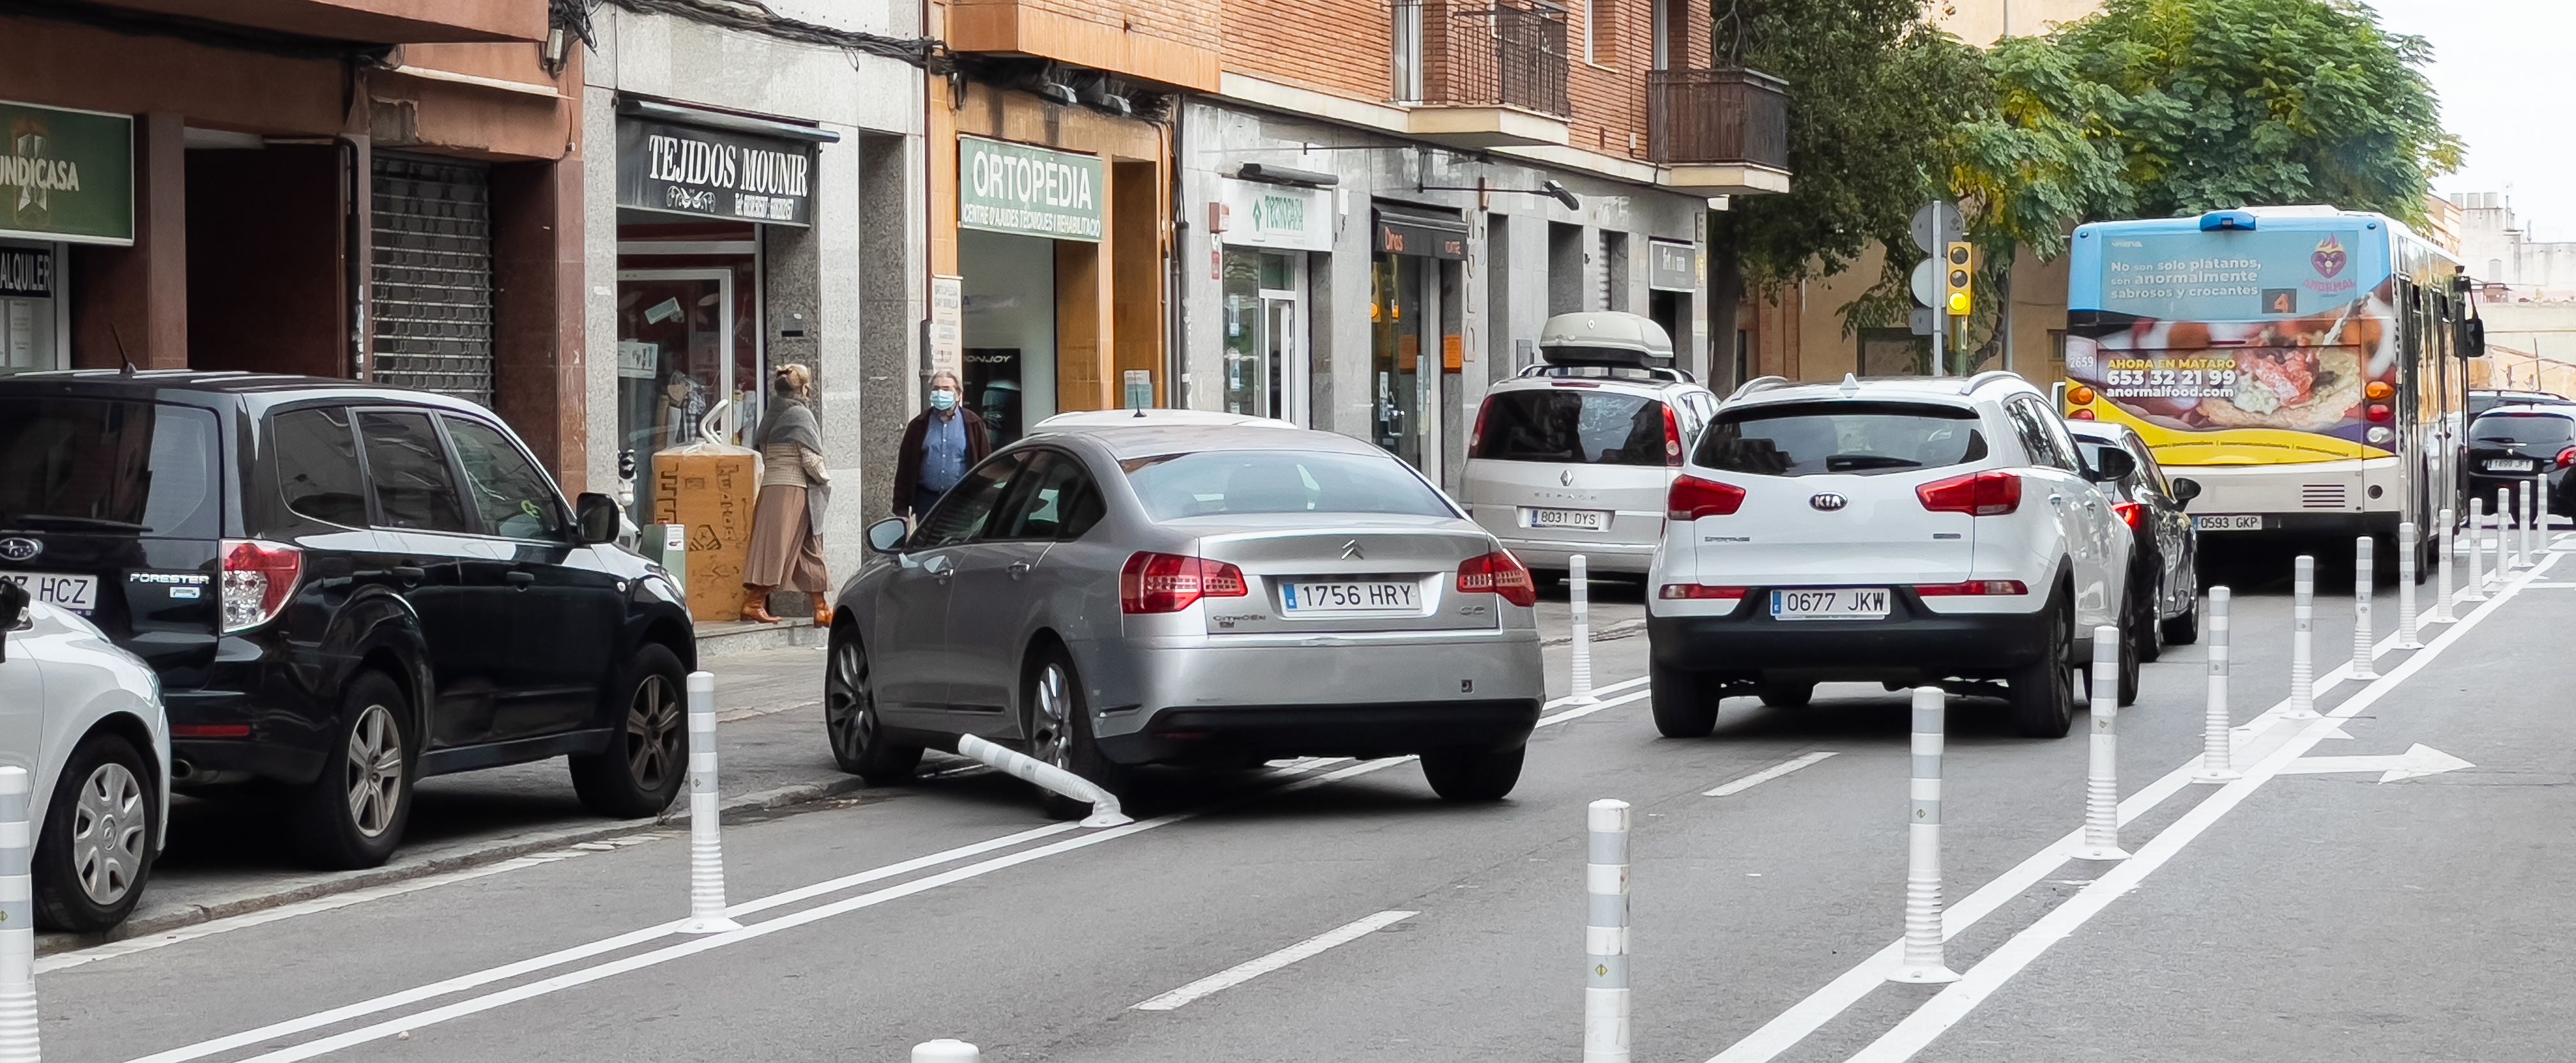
[1648,68,1790,169]
[1397,0,1572,118]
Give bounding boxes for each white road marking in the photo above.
[1703,752,1839,797]
[1131,910,1418,1011]
[1540,685,1652,725]
[2277,743,2474,783]
[1834,552,2549,1063]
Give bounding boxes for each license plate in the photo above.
[1528,508,1608,531]
[2488,459,2535,472]
[2193,514,2264,532]
[1769,588,1890,620]
[1283,580,1421,614]
[0,571,99,615]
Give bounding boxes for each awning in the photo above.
[1372,203,1468,260]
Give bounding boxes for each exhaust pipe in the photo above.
[169,759,196,783]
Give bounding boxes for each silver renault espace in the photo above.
[827,424,1547,813]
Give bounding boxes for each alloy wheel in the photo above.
[346,705,404,839]
[828,639,877,760]
[627,674,683,792]
[1029,663,1071,770]
[71,761,147,905]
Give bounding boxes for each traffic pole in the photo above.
[2396,523,2421,649]
[677,671,742,935]
[0,767,33,1063]
[2464,501,2488,602]
[2500,488,2522,571]
[2194,588,2238,783]
[2074,627,2129,860]
[2533,474,2547,558]
[1584,799,1632,1062]
[2432,507,2457,623]
[1567,554,1598,707]
[1890,687,1959,983]
[913,1041,979,1062]
[2350,537,2377,681]
[2287,556,2319,721]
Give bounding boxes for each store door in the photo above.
[615,269,736,522]
[1372,253,1439,472]
[1222,250,1307,425]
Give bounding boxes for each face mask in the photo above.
[929,389,958,411]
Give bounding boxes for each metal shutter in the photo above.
[371,155,494,405]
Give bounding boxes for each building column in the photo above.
[489,151,587,491]
[72,111,185,369]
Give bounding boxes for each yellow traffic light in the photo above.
[1943,241,1974,317]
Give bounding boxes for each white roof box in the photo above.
[1538,311,1674,368]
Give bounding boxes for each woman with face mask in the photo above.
[891,368,992,521]
[741,363,834,624]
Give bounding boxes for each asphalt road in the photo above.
[34,534,2568,1063]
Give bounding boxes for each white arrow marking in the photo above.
[2278,743,2474,783]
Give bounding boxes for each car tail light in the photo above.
[1662,404,1684,467]
[171,724,252,739]
[1457,551,1538,608]
[2366,403,2393,423]
[1469,397,1493,454]
[1915,471,2022,516]
[1667,475,1745,521]
[1915,580,2029,597]
[2111,500,2146,531]
[2557,447,2575,470]
[220,539,302,633]
[1657,584,1747,601]
[1120,552,1248,614]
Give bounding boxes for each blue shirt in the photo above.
[919,411,970,494]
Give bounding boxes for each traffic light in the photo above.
[1943,241,1974,316]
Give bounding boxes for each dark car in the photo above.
[0,371,695,869]
[2068,422,2202,668]
[2465,406,2575,522]
[2468,389,2575,421]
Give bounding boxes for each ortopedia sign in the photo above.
[0,100,133,246]
[616,116,815,226]
[960,136,1103,242]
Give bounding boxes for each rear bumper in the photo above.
[2466,472,2572,516]
[1649,592,2051,684]
[1494,535,1658,573]
[165,687,329,786]
[1095,701,1543,765]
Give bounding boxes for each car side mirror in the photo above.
[866,517,910,555]
[0,579,26,663]
[2086,448,2136,483]
[574,493,621,545]
[2171,477,2202,507]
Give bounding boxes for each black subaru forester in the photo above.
[0,371,696,869]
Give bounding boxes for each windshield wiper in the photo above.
[1825,454,1923,471]
[0,514,148,532]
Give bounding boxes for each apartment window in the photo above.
[1393,0,1425,102]
[1584,0,1603,64]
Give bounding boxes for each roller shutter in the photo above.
[371,155,493,405]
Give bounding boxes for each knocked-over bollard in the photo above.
[1889,687,1959,984]
[2286,556,2319,720]
[1584,799,1632,1062]
[2194,588,2239,783]
[0,767,34,1063]
[2350,537,2377,681]
[2074,628,2129,860]
[1568,554,1598,706]
[678,671,742,934]
[2397,523,2421,650]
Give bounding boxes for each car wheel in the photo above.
[33,732,156,933]
[1027,646,1126,821]
[824,629,922,785]
[1420,745,1524,802]
[1758,682,1815,708]
[1649,661,1718,738]
[293,671,414,869]
[2006,590,2076,738]
[571,643,691,819]
[2136,573,2163,663]
[2161,595,2201,645]
[2117,588,2145,707]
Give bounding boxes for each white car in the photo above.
[0,581,170,931]
[1645,371,2138,738]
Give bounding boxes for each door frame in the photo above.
[1259,252,1308,426]
[617,268,741,444]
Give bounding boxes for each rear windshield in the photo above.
[0,397,222,537]
[2471,412,2576,446]
[1472,389,1670,466]
[1120,450,1454,520]
[1696,401,1986,477]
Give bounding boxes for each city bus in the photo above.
[2060,206,2478,570]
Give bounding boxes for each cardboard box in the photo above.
[650,448,759,622]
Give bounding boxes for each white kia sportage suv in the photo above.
[1645,371,2138,738]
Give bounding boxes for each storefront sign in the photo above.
[0,102,133,246]
[1219,179,1331,252]
[960,137,1103,242]
[0,244,52,298]
[617,116,815,226]
[1650,239,1696,292]
[928,275,963,379]
[1374,208,1467,261]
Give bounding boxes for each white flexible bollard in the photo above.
[2286,556,2319,720]
[677,671,741,935]
[2533,474,2547,558]
[913,1040,979,1062]
[1890,687,1958,983]
[2464,500,2488,602]
[2074,626,2129,860]
[2194,588,2237,783]
[1584,799,1631,1062]
[0,767,34,1063]
[2432,507,2457,623]
[2396,523,2421,649]
[2350,537,2377,680]
[1567,554,1598,707]
[955,735,1131,829]
[2500,488,2521,571]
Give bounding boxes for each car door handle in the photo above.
[506,571,536,589]
[392,566,426,585]
[1007,560,1034,579]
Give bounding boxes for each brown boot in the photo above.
[812,594,833,627]
[740,587,779,624]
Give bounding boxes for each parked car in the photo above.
[1035,409,1298,431]
[1461,312,1718,581]
[827,424,1547,811]
[2467,389,2575,421]
[2465,405,2576,521]
[0,580,169,932]
[0,372,696,869]
[1646,371,2139,740]
[2067,420,2204,664]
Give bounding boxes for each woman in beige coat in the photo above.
[741,364,832,625]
